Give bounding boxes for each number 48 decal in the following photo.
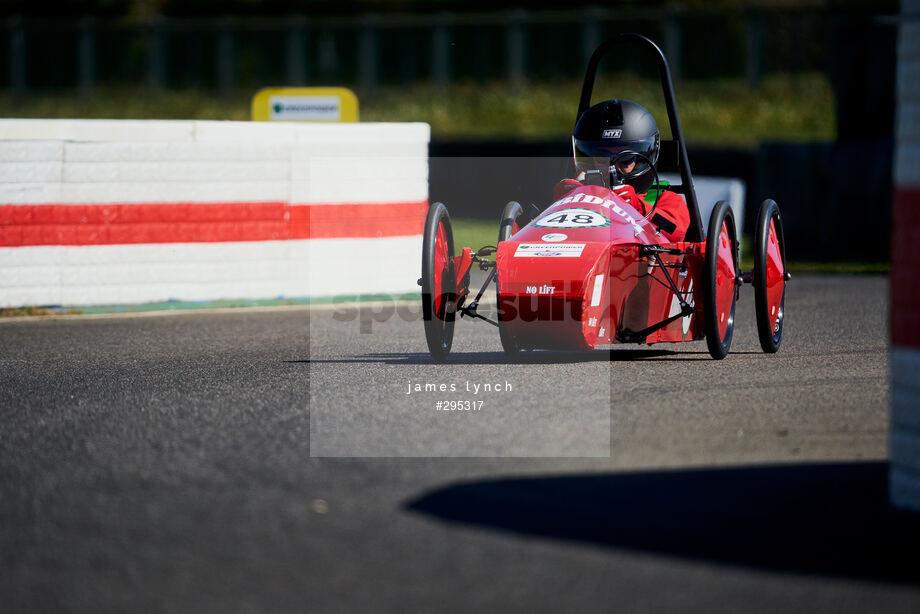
[536,207,611,228]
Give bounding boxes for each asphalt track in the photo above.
[2,274,919,613]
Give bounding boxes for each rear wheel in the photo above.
[754,199,787,353]
[497,201,523,356]
[421,202,456,361]
[704,200,739,360]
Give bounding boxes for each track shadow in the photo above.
[406,462,920,583]
[288,348,689,366]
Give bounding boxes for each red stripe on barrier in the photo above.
[892,187,920,348]
[299,202,428,239]
[0,201,428,246]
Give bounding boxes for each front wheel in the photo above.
[497,201,523,356]
[704,200,739,360]
[754,199,787,353]
[421,202,456,361]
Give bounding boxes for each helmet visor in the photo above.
[573,136,659,177]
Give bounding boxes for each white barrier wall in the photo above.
[0,120,430,307]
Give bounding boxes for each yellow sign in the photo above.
[251,87,359,122]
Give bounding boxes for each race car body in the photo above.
[419,33,787,362]
[495,184,703,350]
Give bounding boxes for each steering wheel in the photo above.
[610,150,661,222]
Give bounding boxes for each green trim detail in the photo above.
[58,293,423,316]
[643,179,671,206]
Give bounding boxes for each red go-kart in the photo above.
[420,34,788,361]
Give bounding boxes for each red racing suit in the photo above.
[553,179,689,242]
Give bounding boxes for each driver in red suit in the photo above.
[554,98,690,243]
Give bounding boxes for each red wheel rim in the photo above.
[714,221,735,339]
[765,218,785,335]
[433,221,448,319]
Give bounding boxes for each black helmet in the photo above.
[573,99,660,193]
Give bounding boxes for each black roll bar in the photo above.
[577,33,704,242]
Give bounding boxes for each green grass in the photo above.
[0,88,255,122]
[0,72,835,145]
[365,72,835,144]
[452,217,500,252]
[0,306,81,317]
[739,235,888,274]
[0,294,426,318]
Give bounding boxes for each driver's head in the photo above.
[573,99,660,193]
[614,157,637,175]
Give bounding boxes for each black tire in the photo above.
[421,202,456,361]
[754,199,787,353]
[497,201,523,356]
[704,200,739,360]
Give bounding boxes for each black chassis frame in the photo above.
[457,34,706,339]
[577,33,705,243]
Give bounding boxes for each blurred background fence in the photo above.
[0,4,900,261]
[0,7,865,96]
